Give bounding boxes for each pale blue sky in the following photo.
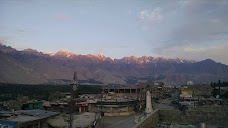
[1,0,228,64]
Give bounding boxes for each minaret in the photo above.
[145,90,153,114]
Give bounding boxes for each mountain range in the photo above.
[0,43,228,85]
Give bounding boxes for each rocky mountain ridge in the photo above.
[0,44,228,85]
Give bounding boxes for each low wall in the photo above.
[134,106,228,128]
[104,111,135,116]
[133,109,159,128]
[194,105,228,112]
[159,108,228,127]
[158,109,181,123]
[185,110,228,126]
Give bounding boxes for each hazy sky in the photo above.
[0,0,228,64]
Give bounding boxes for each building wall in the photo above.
[102,106,135,116]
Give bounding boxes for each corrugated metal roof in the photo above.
[2,110,59,123]
[17,110,59,118]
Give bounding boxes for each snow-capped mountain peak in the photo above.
[43,52,55,56]
[54,50,76,57]
[95,53,106,59]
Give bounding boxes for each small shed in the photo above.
[22,101,43,110]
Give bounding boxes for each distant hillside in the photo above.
[1,44,228,85]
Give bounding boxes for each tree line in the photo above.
[0,83,102,101]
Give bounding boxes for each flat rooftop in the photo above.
[47,112,99,128]
[0,110,59,123]
[74,112,97,127]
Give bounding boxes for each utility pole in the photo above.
[101,91,104,128]
[68,72,78,128]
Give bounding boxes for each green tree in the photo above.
[211,88,220,98]
[48,91,65,101]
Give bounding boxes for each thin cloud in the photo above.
[158,43,228,65]
[139,8,162,22]
[152,0,228,61]
[0,37,10,45]
[178,0,190,8]
[15,28,40,35]
[171,0,228,44]
[138,8,163,31]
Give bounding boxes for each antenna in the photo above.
[68,72,79,128]
[74,71,77,81]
